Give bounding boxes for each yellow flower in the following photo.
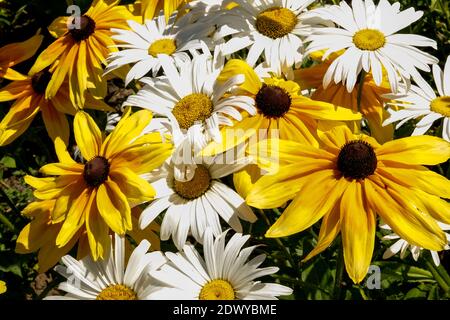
[0,62,113,149]
[29,0,133,106]
[202,59,361,155]
[247,126,450,283]
[0,33,43,80]
[0,280,6,294]
[24,108,173,260]
[137,0,189,22]
[295,51,394,143]
[15,200,161,272]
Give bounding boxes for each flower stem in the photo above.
[0,187,18,232]
[425,258,449,293]
[333,240,345,299]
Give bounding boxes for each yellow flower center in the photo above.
[172,93,213,130]
[96,284,137,300]
[174,165,211,200]
[148,39,177,57]
[255,7,297,39]
[353,29,386,51]
[199,279,235,300]
[430,96,450,117]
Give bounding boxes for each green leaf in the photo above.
[0,156,16,169]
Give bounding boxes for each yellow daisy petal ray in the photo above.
[233,164,261,199]
[319,125,356,153]
[32,175,81,200]
[21,200,55,217]
[97,180,132,235]
[37,231,80,273]
[377,165,450,199]
[46,43,78,100]
[86,194,111,261]
[16,214,56,254]
[0,33,43,67]
[24,175,55,190]
[412,190,450,225]
[0,79,31,102]
[52,179,85,223]
[377,135,450,165]
[302,205,341,262]
[109,166,156,205]
[291,98,361,121]
[102,108,153,159]
[40,162,84,176]
[365,179,446,251]
[0,95,40,146]
[164,0,189,21]
[128,214,161,251]
[74,111,103,160]
[341,181,376,284]
[29,36,71,76]
[56,188,91,248]
[265,172,346,238]
[279,114,319,147]
[3,68,29,81]
[218,59,261,94]
[40,103,71,161]
[48,16,69,38]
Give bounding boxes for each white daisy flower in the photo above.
[45,234,166,300]
[104,10,212,86]
[124,52,255,178]
[139,146,257,250]
[215,0,320,73]
[305,0,438,93]
[148,228,293,300]
[383,56,450,141]
[381,223,450,267]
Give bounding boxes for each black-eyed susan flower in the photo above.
[0,62,112,148]
[148,228,293,300]
[0,33,42,80]
[29,0,133,106]
[45,234,166,300]
[24,108,173,260]
[247,125,450,283]
[295,51,394,143]
[202,59,361,155]
[305,0,438,93]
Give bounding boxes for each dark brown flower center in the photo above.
[255,84,291,118]
[31,70,52,95]
[337,140,377,180]
[69,15,96,42]
[83,156,110,187]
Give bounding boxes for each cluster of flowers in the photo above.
[0,0,449,299]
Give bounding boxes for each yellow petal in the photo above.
[101,108,153,158]
[265,172,345,237]
[341,181,375,284]
[365,179,446,251]
[37,230,80,273]
[246,161,335,209]
[74,111,102,160]
[291,97,361,121]
[86,190,110,261]
[109,166,156,205]
[40,163,83,176]
[96,179,132,235]
[29,36,71,75]
[377,135,450,165]
[302,205,341,262]
[40,103,70,160]
[56,188,90,247]
[233,164,261,199]
[48,16,69,38]
[0,33,43,66]
[218,59,262,94]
